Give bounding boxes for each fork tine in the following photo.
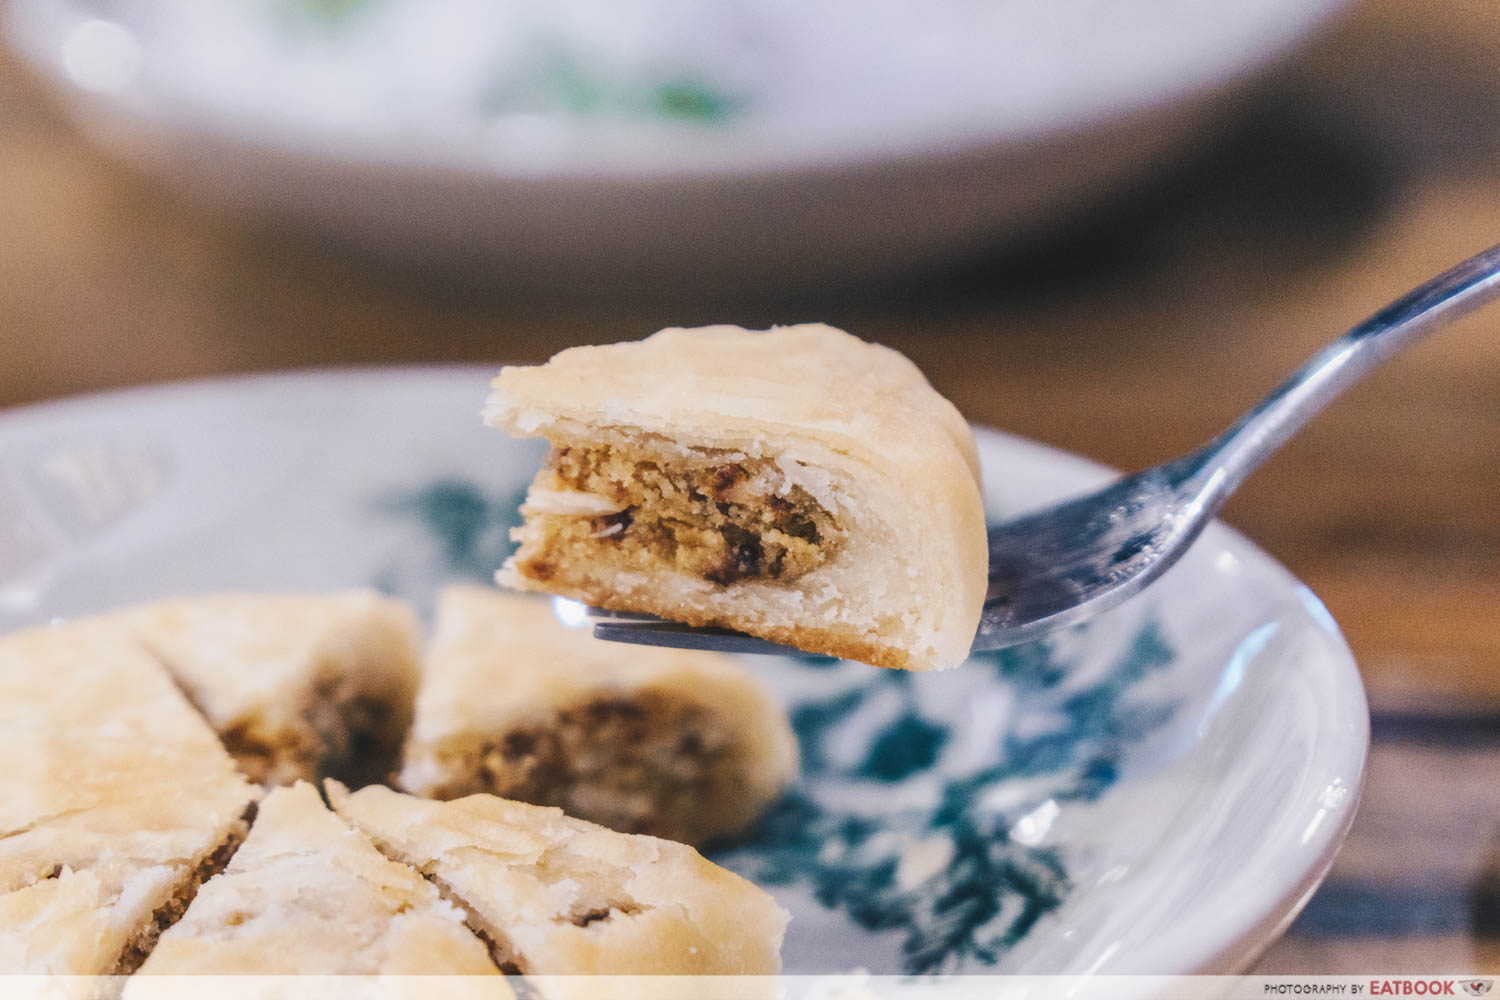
[592,621,801,655]
[585,607,669,622]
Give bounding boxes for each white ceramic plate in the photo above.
[0,367,1368,976]
[3,0,1349,290]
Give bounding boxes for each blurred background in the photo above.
[0,0,1496,974]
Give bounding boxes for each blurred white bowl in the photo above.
[5,0,1349,290]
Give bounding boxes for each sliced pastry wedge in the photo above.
[399,586,796,846]
[132,781,508,985]
[326,782,788,977]
[0,621,256,975]
[485,324,987,670]
[112,590,422,786]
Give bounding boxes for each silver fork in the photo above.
[589,242,1500,656]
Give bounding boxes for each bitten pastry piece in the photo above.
[133,782,507,984]
[399,586,796,846]
[485,324,987,670]
[113,590,422,786]
[0,621,256,975]
[327,782,789,976]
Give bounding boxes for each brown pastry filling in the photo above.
[429,692,738,845]
[306,678,406,790]
[218,682,404,788]
[518,445,841,587]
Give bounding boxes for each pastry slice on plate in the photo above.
[326,782,788,977]
[131,781,507,987]
[0,621,256,975]
[113,590,422,786]
[485,323,987,670]
[398,586,796,846]
[0,867,162,983]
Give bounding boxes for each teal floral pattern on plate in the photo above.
[374,476,1180,974]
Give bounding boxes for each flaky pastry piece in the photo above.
[0,621,256,975]
[326,782,789,977]
[132,782,507,984]
[111,590,422,786]
[485,324,987,670]
[399,586,795,846]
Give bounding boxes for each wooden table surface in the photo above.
[1,0,1495,976]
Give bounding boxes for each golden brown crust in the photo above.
[485,324,986,670]
[399,586,797,845]
[531,580,917,670]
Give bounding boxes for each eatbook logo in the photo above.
[1461,982,1493,997]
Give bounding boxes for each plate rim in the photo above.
[967,425,1370,975]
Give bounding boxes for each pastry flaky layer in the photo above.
[485,323,987,670]
[399,585,797,847]
[326,781,789,978]
[109,590,422,787]
[132,782,507,983]
[0,620,257,975]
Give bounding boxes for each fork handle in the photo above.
[1185,242,1500,503]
